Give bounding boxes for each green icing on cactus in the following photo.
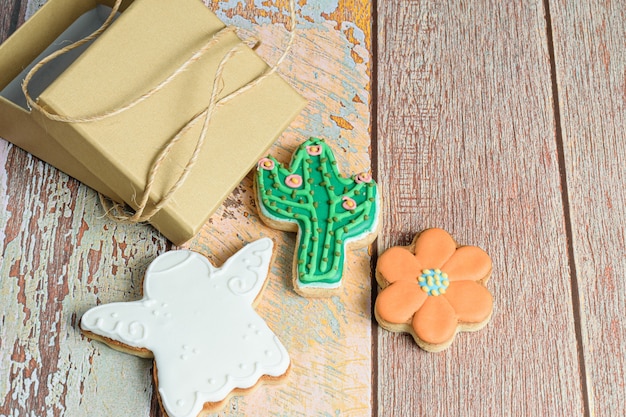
[256,138,379,288]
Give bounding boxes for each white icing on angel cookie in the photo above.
[81,238,289,417]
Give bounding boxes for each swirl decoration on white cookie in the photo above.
[80,238,289,417]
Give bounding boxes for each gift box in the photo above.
[0,0,306,244]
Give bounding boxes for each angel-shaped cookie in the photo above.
[80,238,289,417]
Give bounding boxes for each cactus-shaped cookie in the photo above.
[255,138,380,297]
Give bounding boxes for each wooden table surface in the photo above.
[1,0,625,416]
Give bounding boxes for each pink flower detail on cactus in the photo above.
[342,196,357,210]
[258,158,275,171]
[355,172,373,183]
[285,174,303,188]
[306,145,323,156]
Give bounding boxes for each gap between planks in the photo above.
[542,0,591,416]
[370,0,380,415]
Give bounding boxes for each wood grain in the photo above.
[549,1,626,415]
[376,0,585,415]
[0,0,25,43]
[0,154,169,417]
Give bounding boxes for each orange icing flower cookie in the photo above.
[374,228,493,352]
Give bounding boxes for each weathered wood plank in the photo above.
[376,1,585,415]
[190,1,375,416]
[0,3,168,416]
[1,0,375,416]
[0,0,26,43]
[0,153,169,417]
[549,1,626,415]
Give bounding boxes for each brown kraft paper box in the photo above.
[0,0,307,245]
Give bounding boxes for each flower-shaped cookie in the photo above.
[374,228,493,352]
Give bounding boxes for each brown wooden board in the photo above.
[375,0,586,415]
[549,0,626,415]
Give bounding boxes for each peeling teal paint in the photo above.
[214,0,345,30]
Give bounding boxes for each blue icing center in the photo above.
[418,269,450,296]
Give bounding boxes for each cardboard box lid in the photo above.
[33,0,306,244]
[0,0,132,202]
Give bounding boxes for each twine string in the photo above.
[24,0,296,223]
[21,0,124,117]
[104,39,256,222]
